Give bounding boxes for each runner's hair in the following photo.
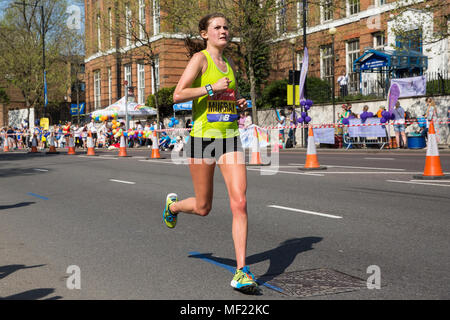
[184,13,228,58]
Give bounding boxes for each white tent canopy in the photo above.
[91,97,157,118]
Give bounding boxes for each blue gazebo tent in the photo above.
[353,48,428,94]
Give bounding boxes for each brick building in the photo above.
[84,0,450,113]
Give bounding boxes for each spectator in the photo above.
[277,110,286,144]
[393,101,407,149]
[377,106,386,118]
[243,110,252,129]
[288,106,299,146]
[173,135,185,152]
[337,73,348,97]
[159,132,171,151]
[425,97,439,143]
[238,112,245,129]
[88,119,98,147]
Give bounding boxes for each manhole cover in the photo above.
[261,268,366,297]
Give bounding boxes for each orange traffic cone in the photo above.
[46,133,59,154]
[298,125,327,171]
[414,121,449,180]
[247,126,270,166]
[150,131,165,159]
[86,131,97,156]
[118,135,130,157]
[67,135,76,155]
[29,135,39,153]
[2,133,9,152]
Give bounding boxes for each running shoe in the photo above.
[230,266,259,294]
[163,193,178,228]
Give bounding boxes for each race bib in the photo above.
[206,89,238,122]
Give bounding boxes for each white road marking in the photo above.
[78,155,118,160]
[34,168,48,172]
[364,157,395,160]
[268,205,342,219]
[139,159,188,165]
[323,171,421,174]
[288,163,405,171]
[410,179,450,183]
[109,179,136,185]
[247,168,324,176]
[386,180,450,187]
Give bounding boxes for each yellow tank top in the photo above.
[191,50,239,139]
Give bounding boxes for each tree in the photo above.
[100,1,164,129]
[0,0,83,121]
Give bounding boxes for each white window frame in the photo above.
[296,1,302,30]
[373,32,386,50]
[97,15,101,51]
[346,39,360,94]
[276,0,287,35]
[139,0,146,40]
[137,63,145,104]
[124,64,132,87]
[107,67,112,105]
[108,8,113,48]
[125,4,132,47]
[151,56,159,94]
[94,70,101,110]
[320,45,333,84]
[153,0,160,35]
[376,0,386,6]
[347,0,360,16]
[320,0,333,24]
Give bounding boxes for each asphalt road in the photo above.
[1,147,449,300]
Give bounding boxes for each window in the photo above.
[320,45,333,87]
[346,39,360,94]
[376,0,386,6]
[395,29,422,53]
[347,0,360,16]
[137,63,145,104]
[124,64,132,86]
[139,0,146,39]
[125,3,132,47]
[94,70,101,109]
[108,8,113,48]
[153,0,160,35]
[373,32,386,50]
[321,0,333,23]
[151,56,159,94]
[107,67,112,105]
[96,15,101,51]
[276,0,287,35]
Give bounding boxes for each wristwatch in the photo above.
[205,84,214,97]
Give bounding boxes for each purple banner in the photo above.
[388,83,400,113]
[299,47,308,101]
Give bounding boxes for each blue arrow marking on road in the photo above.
[188,251,283,293]
[27,193,49,200]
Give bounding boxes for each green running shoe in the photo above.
[163,193,178,228]
[230,266,259,294]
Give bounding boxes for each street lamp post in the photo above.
[329,27,337,124]
[289,38,297,147]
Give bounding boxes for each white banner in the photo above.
[313,128,335,144]
[390,76,426,97]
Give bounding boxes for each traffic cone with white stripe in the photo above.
[29,134,39,153]
[150,131,164,159]
[86,131,97,156]
[46,133,59,154]
[298,125,327,170]
[2,133,9,152]
[414,121,449,180]
[67,135,76,155]
[118,135,130,157]
[247,126,270,166]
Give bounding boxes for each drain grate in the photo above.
[261,268,367,298]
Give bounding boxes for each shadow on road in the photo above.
[0,202,35,211]
[0,264,46,280]
[189,237,322,286]
[0,288,62,300]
